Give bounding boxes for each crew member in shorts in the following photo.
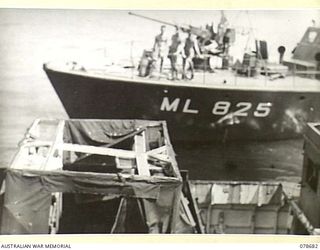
[168,26,184,80]
[153,25,168,73]
[183,31,201,80]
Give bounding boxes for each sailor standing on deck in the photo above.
[183,31,202,80]
[153,25,168,73]
[168,26,184,80]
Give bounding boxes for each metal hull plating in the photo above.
[44,66,320,144]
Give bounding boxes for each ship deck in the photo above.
[46,62,320,93]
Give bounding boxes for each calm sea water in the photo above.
[0,9,318,181]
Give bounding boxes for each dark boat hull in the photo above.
[43,65,320,180]
[44,65,320,143]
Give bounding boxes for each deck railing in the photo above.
[70,43,320,87]
[198,59,320,87]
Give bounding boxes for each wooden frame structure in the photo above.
[1,119,191,234]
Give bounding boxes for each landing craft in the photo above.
[43,12,320,179]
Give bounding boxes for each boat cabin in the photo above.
[293,123,320,234]
[292,27,320,64]
[284,27,320,74]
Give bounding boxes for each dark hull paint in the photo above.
[44,66,320,143]
[43,66,320,179]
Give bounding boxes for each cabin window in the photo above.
[306,31,318,44]
[305,158,319,193]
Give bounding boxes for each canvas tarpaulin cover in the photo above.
[63,119,163,147]
[0,119,183,234]
[1,169,181,234]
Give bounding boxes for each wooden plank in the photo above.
[21,141,53,148]
[72,128,146,164]
[148,164,163,172]
[285,195,317,235]
[148,153,170,163]
[191,194,206,233]
[206,203,212,233]
[180,195,196,227]
[26,118,41,139]
[10,119,64,171]
[115,161,162,172]
[146,145,167,155]
[115,157,133,169]
[10,119,42,169]
[60,143,136,159]
[134,132,150,176]
[41,120,65,170]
